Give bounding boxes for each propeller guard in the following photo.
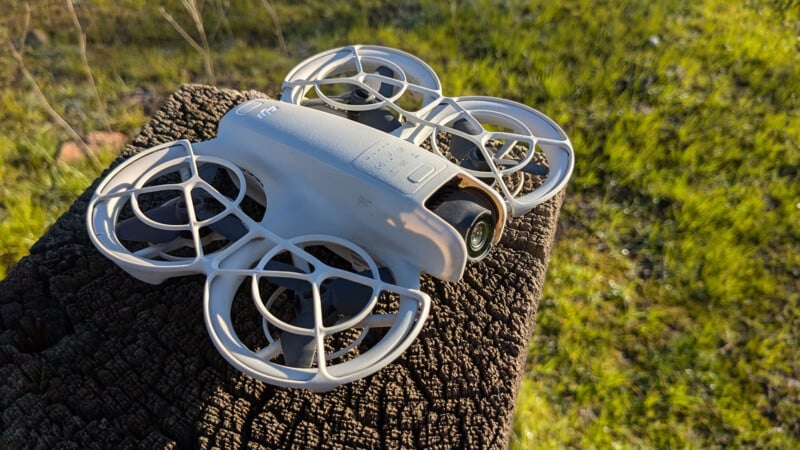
[205,235,430,392]
[429,97,574,216]
[281,44,443,115]
[86,140,263,283]
[281,45,574,217]
[87,140,431,392]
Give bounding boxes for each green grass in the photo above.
[1,0,798,447]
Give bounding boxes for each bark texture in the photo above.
[0,85,564,449]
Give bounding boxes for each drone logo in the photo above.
[86,45,574,392]
[257,104,279,120]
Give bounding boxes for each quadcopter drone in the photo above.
[86,45,574,392]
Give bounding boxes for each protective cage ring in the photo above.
[203,234,431,392]
[280,44,444,115]
[431,96,575,216]
[86,140,265,282]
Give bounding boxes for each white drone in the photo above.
[86,45,574,392]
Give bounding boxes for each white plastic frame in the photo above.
[86,140,430,392]
[86,44,574,392]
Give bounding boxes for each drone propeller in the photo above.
[448,117,482,160]
[259,260,319,367]
[279,294,320,367]
[300,65,401,132]
[458,151,549,176]
[350,105,401,133]
[116,189,247,244]
[198,162,220,183]
[449,118,549,176]
[366,65,396,98]
[262,260,394,368]
[116,197,184,243]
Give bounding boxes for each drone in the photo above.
[86,45,574,392]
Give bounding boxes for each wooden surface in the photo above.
[0,85,564,449]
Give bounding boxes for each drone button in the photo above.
[407,164,435,183]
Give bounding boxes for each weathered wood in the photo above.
[0,85,564,449]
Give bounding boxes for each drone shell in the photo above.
[198,99,505,282]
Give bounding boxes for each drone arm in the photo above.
[389,102,451,146]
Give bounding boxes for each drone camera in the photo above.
[426,180,502,261]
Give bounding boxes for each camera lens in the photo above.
[428,187,497,261]
[466,212,494,259]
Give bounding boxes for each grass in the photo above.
[1,0,798,447]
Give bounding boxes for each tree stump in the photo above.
[0,85,564,449]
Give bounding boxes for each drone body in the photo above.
[86,45,574,391]
[208,98,505,282]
